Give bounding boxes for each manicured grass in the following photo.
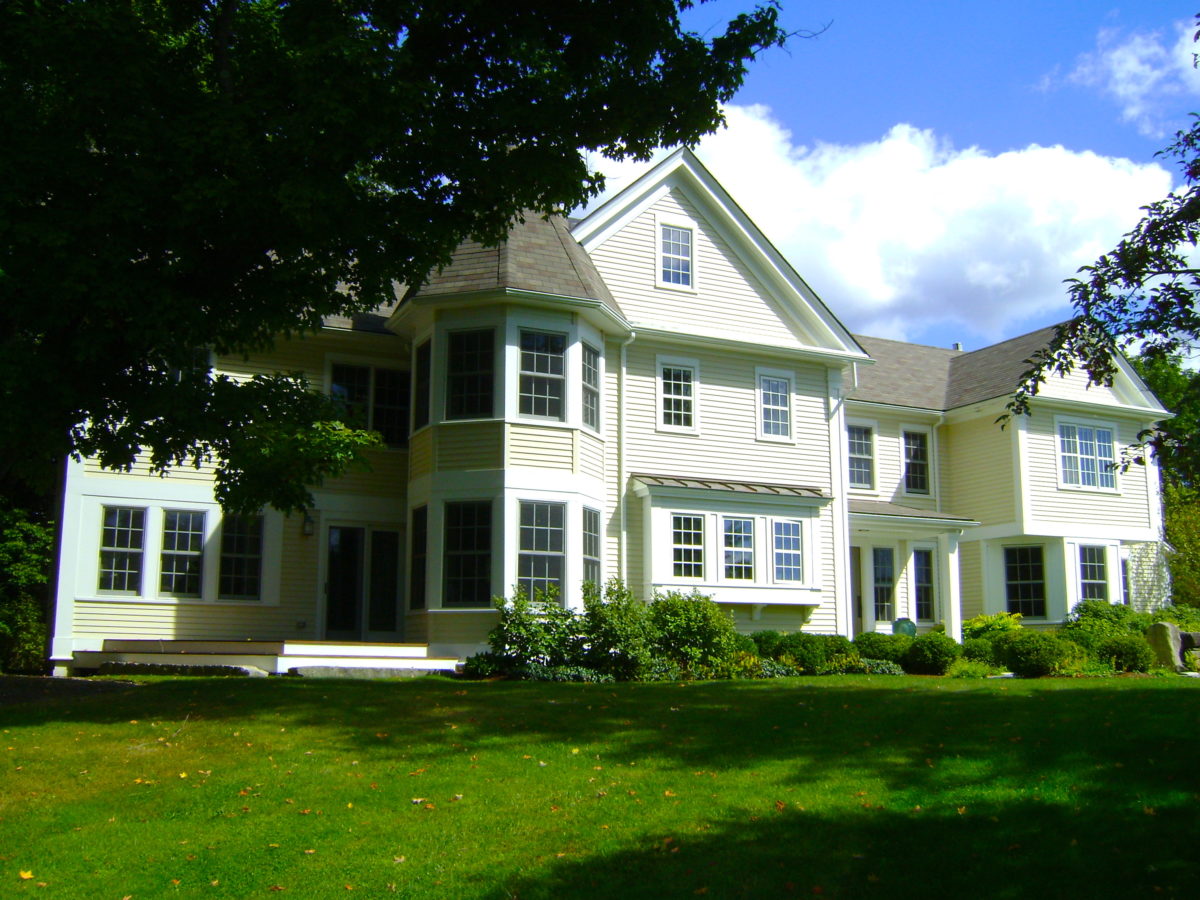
[2,674,1198,898]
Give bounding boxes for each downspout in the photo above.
[618,331,637,581]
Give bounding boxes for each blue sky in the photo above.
[588,2,1199,351]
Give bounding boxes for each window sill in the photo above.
[1056,484,1120,496]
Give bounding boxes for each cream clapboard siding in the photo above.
[409,429,434,480]
[728,606,814,635]
[507,425,574,471]
[1023,410,1153,529]
[620,338,839,617]
[941,417,1015,524]
[958,541,984,620]
[436,422,504,471]
[578,431,605,482]
[587,190,817,347]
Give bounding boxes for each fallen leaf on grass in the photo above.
[19,871,33,880]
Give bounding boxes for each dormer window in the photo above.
[659,223,693,288]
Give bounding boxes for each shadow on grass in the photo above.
[484,799,1196,899]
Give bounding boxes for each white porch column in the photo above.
[940,531,962,642]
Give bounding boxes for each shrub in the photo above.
[758,657,799,678]
[488,590,584,670]
[776,632,828,674]
[859,657,905,676]
[852,632,913,665]
[512,664,614,683]
[648,589,740,673]
[961,636,1001,667]
[1060,600,1152,652]
[818,634,854,658]
[460,651,506,679]
[1095,634,1155,673]
[750,630,785,660]
[947,658,999,679]
[715,650,766,680]
[733,632,758,655]
[961,611,1024,641]
[1158,605,1200,631]
[581,579,658,680]
[1007,631,1080,677]
[818,651,866,675]
[0,504,53,674]
[902,632,962,675]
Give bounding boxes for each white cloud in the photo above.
[1066,18,1200,138]
[585,105,1176,347]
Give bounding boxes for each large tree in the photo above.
[0,0,786,512]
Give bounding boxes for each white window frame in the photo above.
[656,355,700,434]
[756,367,794,442]
[910,544,937,622]
[517,329,568,422]
[1003,544,1047,619]
[159,508,207,598]
[847,420,877,492]
[771,518,805,584]
[1055,416,1118,492]
[656,216,697,291]
[327,357,411,448]
[581,342,602,433]
[901,427,933,497]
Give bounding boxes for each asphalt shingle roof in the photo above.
[849,325,1060,412]
[408,213,623,317]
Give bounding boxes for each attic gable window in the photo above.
[659,224,693,288]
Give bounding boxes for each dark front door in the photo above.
[326,525,403,642]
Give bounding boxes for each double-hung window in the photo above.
[660,224,693,287]
[446,329,495,420]
[672,514,704,578]
[519,330,566,420]
[1079,545,1108,601]
[773,520,803,582]
[582,507,601,586]
[848,425,874,489]
[903,431,930,494]
[913,548,935,621]
[1005,546,1046,617]
[517,501,565,601]
[98,506,145,594]
[331,364,411,447]
[160,510,205,597]
[218,514,263,601]
[872,547,895,621]
[660,361,696,430]
[1058,421,1116,489]
[412,340,432,430]
[443,501,492,606]
[582,343,601,431]
[723,517,754,581]
[758,371,792,439]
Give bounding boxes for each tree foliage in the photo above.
[0,0,786,511]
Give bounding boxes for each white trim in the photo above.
[899,424,934,498]
[1053,414,1120,494]
[846,418,878,494]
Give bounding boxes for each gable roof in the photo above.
[572,148,868,362]
[405,213,622,318]
[849,324,1166,415]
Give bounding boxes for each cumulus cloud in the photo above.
[1065,18,1200,138]
[584,105,1176,348]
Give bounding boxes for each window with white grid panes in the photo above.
[443,501,492,607]
[582,343,601,431]
[672,514,704,578]
[160,510,206,597]
[772,520,803,582]
[446,329,495,420]
[873,547,895,621]
[583,507,601,586]
[759,374,791,438]
[518,330,566,420]
[660,224,693,287]
[848,425,874,489]
[913,548,935,621]
[1079,545,1108,601]
[1058,422,1116,489]
[723,517,754,581]
[518,501,565,601]
[903,430,930,494]
[98,506,145,594]
[660,364,695,429]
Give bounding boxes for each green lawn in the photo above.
[2,674,1198,899]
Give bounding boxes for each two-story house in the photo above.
[48,149,1168,675]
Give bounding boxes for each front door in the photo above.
[325,525,404,642]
